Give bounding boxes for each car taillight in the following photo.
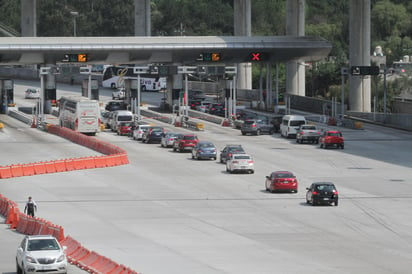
[228,153,232,157]
[300,131,304,134]
[317,131,321,134]
[312,191,319,195]
[248,160,254,164]
[333,190,338,194]
[168,138,174,141]
[252,124,257,127]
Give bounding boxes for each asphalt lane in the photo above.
[1,81,412,274]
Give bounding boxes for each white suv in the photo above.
[16,235,68,274]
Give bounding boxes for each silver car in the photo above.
[226,153,254,174]
[16,235,68,274]
[161,132,180,148]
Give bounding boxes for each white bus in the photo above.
[102,65,166,91]
[58,96,101,135]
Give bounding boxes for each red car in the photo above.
[173,134,199,152]
[265,171,298,193]
[319,130,344,149]
[117,122,133,136]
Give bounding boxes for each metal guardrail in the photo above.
[0,21,19,37]
[8,109,33,125]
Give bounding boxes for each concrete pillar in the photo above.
[349,0,371,112]
[134,0,151,36]
[234,0,252,90]
[285,0,305,96]
[21,0,37,37]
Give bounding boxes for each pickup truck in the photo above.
[319,130,344,149]
[296,124,321,144]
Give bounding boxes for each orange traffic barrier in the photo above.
[83,157,96,169]
[33,162,46,175]
[10,164,23,177]
[94,156,107,168]
[24,216,36,235]
[0,165,12,179]
[112,155,122,166]
[108,264,128,274]
[77,251,102,270]
[54,159,67,172]
[16,213,29,234]
[48,224,65,242]
[22,163,35,176]
[119,153,129,165]
[104,155,116,167]
[85,255,111,273]
[32,218,47,235]
[64,158,75,171]
[5,206,19,229]
[44,161,57,173]
[0,195,7,215]
[93,257,119,273]
[68,246,91,265]
[60,236,82,256]
[72,157,86,170]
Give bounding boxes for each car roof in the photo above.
[312,182,336,186]
[26,235,57,240]
[273,171,294,174]
[198,141,214,145]
[232,153,251,157]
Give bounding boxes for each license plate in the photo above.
[241,166,246,169]
[283,181,288,184]
[323,198,329,200]
[42,265,53,270]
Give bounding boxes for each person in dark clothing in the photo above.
[24,196,37,217]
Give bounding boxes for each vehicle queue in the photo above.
[101,98,343,207]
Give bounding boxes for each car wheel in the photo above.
[256,130,261,136]
[341,144,344,149]
[316,140,319,144]
[269,129,274,135]
[250,170,254,174]
[173,147,176,152]
[220,157,223,163]
[335,200,339,206]
[320,143,323,148]
[196,154,200,160]
[226,166,229,172]
[306,199,310,204]
[241,132,246,136]
[311,199,316,206]
[192,154,194,159]
[16,261,22,274]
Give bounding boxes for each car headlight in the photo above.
[25,255,36,263]
[56,254,66,263]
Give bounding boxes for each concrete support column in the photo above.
[349,0,371,112]
[134,0,151,36]
[286,0,305,96]
[234,0,252,90]
[21,0,37,37]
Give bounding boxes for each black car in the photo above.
[105,101,128,112]
[240,119,275,135]
[208,103,226,117]
[306,182,339,206]
[141,126,164,143]
[219,144,245,163]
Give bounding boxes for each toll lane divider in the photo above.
[0,125,129,179]
[0,195,140,274]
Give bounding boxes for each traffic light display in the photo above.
[248,52,269,61]
[62,54,88,62]
[350,66,380,76]
[199,53,222,62]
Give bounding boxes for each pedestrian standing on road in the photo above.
[24,196,37,217]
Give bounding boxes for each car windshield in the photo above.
[327,132,342,137]
[315,184,336,191]
[229,147,244,153]
[183,136,197,140]
[27,89,37,93]
[200,143,214,148]
[290,120,306,126]
[244,120,255,125]
[118,115,133,121]
[151,127,163,132]
[27,239,59,251]
[274,173,294,178]
[234,155,251,160]
[302,125,316,130]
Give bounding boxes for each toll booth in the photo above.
[0,79,14,114]
[82,78,99,100]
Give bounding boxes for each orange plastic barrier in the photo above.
[5,206,19,229]
[68,246,91,265]
[77,251,102,270]
[44,160,57,173]
[60,236,82,256]
[0,165,12,179]
[0,195,7,215]
[72,157,86,170]
[108,264,128,274]
[48,224,65,242]
[92,257,119,273]
[16,213,29,234]
[64,158,75,171]
[32,218,47,235]
[24,216,36,235]
[33,162,46,175]
[119,153,129,165]
[54,159,67,172]
[22,163,35,176]
[10,164,23,177]
[83,157,96,169]
[94,156,107,168]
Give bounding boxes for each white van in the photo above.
[280,115,306,138]
[111,110,134,132]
